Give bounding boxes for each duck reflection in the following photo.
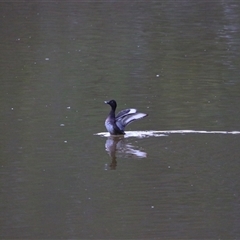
[105,136,147,170]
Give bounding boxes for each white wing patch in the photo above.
[127,108,137,114]
[118,113,147,128]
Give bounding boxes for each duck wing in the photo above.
[116,108,137,118]
[116,113,148,131]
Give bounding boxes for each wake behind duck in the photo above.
[96,130,240,138]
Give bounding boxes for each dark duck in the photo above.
[104,99,148,135]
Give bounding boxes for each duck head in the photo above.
[104,99,117,110]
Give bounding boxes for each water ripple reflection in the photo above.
[104,136,147,170]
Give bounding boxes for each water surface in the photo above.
[1,1,240,239]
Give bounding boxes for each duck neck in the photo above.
[109,108,115,118]
[108,103,117,119]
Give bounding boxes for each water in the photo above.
[1,1,240,239]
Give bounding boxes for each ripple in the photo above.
[95,130,240,138]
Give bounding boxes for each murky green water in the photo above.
[1,2,240,239]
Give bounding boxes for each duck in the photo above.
[104,99,148,135]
